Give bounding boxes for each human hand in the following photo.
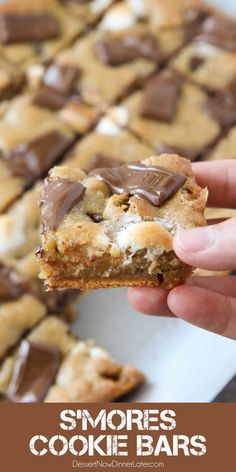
[128,160,236,340]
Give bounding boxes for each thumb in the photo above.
[173,217,236,271]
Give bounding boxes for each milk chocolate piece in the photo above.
[0,263,28,302]
[189,56,205,71]
[91,162,186,206]
[183,8,208,41]
[43,64,80,95]
[43,289,78,314]
[95,34,162,66]
[203,92,236,128]
[41,177,86,232]
[87,153,123,171]
[140,71,182,122]
[7,341,61,403]
[0,14,60,44]
[33,86,69,111]
[197,15,236,51]
[156,144,201,162]
[3,131,72,181]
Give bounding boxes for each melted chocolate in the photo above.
[90,162,186,206]
[95,34,162,66]
[87,153,123,171]
[41,177,86,232]
[140,70,182,122]
[0,263,28,302]
[7,341,61,403]
[3,131,72,181]
[0,14,60,44]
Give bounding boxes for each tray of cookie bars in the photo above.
[0,0,236,404]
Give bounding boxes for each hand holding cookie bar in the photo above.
[38,153,207,290]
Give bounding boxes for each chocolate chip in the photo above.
[7,341,61,403]
[0,262,28,302]
[2,131,73,182]
[87,153,123,171]
[90,162,186,207]
[197,15,236,51]
[41,177,86,232]
[189,56,205,71]
[95,34,162,66]
[0,14,60,44]
[43,64,80,95]
[140,70,182,122]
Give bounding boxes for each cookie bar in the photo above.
[208,126,236,161]
[0,316,144,402]
[121,69,221,161]
[0,184,79,315]
[54,24,181,107]
[38,154,207,290]
[64,109,153,171]
[0,95,74,212]
[0,0,84,69]
[99,0,212,33]
[28,62,102,134]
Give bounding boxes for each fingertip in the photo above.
[128,287,172,316]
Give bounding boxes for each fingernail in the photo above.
[175,227,216,253]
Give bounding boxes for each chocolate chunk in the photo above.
[41,177,86,232]
[33,86,69,111]
[3,131,73,182]
[183,8,208,41]
[197,15,236,51]
[87,153,123,171]
[203,91,236,128]
[140,71,182,122]
[0,14,60,44]
[90,162,186,206]
[156,144,201,162]
[43,64,80,95]
[189,56,205,71]
[43,289,78,314]
[89,214,104,223]
[95,34,162,66]
[7,341,61,403]
[0,262,28,302]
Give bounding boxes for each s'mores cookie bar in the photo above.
[54,23,182,107]
[1,316,144,402]
[0,95,74,212]
[64,109,153,171]
[121,69,221,161]
[99,0,211,33]
[0,0,83,69]
[38,154,207,290]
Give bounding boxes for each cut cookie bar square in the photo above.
[121,69,221,161]
[0,0,84,68]
[64,110,153,171]
[0,185,79,315]
[1,316,144,402]
[99,0,212,33]
[38,154,207,290]
[27,62,103,134]
[0,95,74,212]
[54,24,182,107]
